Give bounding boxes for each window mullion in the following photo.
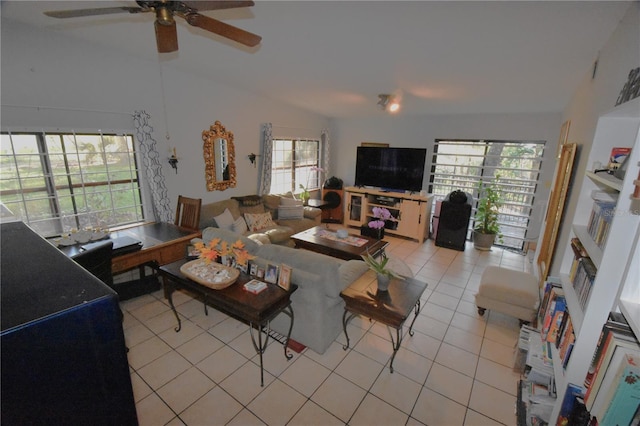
[38,132,66,234]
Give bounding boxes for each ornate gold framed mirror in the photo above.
[203,121,236,191]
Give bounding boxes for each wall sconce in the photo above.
[248,152,260,167]
[168,147,178,173]
[377,94,400,113]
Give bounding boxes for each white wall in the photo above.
[2,1,637,245]
[330,112,561,240]
[551,3,640,275]
[0,18,330,213]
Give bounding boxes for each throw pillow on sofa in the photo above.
[231,216,248,234]
[244,212,276,232]
[280,197,302,207]
[214,208,235,230]
[278,205,304,220]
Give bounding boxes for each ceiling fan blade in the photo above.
[181,1,255,11]
[184,13,261,47]
[155,20,179,53]
[44,7,145,19]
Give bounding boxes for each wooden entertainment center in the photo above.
[344,186,434,243]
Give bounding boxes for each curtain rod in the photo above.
[3,104,133,116]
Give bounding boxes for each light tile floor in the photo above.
[122,231,533,425]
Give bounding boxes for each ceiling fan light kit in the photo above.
[377,94,400,113]
[43,0,262,53]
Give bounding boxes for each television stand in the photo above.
[344,186,434,243]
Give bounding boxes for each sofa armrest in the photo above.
[303,207,321,220]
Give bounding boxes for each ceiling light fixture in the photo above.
[377,94,400,113]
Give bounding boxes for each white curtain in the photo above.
[321,128,330,180]
[133,110,173,222]
[258,123,273,196]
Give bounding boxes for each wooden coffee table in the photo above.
[159,259,297,386]
[291,226,388,261]
[340,271,428,373]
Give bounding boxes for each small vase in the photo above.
[376,273,391,292]
[361,226,385,240]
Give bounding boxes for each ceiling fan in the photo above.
[43,1,262,53]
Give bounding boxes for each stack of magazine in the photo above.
[519,325,557,426]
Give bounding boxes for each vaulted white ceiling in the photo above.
[1,1,633,118]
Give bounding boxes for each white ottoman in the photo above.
[475,266,539,324]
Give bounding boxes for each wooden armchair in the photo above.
[175,195,202,231]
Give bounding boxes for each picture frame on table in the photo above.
[186,244,200,260]
[264,263,279,284]
[249,262,258,276]
[237,262,248,274]
[278,264,292,291]
[256,267,265,279]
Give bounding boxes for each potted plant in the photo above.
[473,176,504,251]
[361,207,396,239]
[298,166,325,206]
[361,252,402,292]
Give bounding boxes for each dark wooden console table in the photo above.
[340,272,428,373]
[159,259,297,386]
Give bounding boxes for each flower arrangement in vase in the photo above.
[361,252,401,292]
[361,207,396,239]
[193,238,254,266]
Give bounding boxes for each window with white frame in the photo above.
[0,131,144,237]
[429,139,545,251]
[270,138,321,195]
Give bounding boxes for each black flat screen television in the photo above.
[355,147,427,192]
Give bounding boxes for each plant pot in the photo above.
[473,230,496,251]
[376,273,391,292]
[361,226,384,240]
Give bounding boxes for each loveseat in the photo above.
[199,194,321,246]
[194,227,369,354]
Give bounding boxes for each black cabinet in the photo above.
[1,222,137,425]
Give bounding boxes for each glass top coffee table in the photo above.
[291,226,388,261]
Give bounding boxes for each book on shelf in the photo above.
[571,257,597,311]
[556,314,576,369]
[557,383,589,426]
[538,278,562,325]
[584,323,640,412]
[547,302,567,344]
[569,238,589,282]
[586,200,616,249]
[607,147,632,172]
[541,287,566,342]
[594,352,640,426]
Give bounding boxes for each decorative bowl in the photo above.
[180,259,240,290]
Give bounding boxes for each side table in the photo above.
[340,271,428,373]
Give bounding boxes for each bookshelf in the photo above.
[550,97,640,422]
